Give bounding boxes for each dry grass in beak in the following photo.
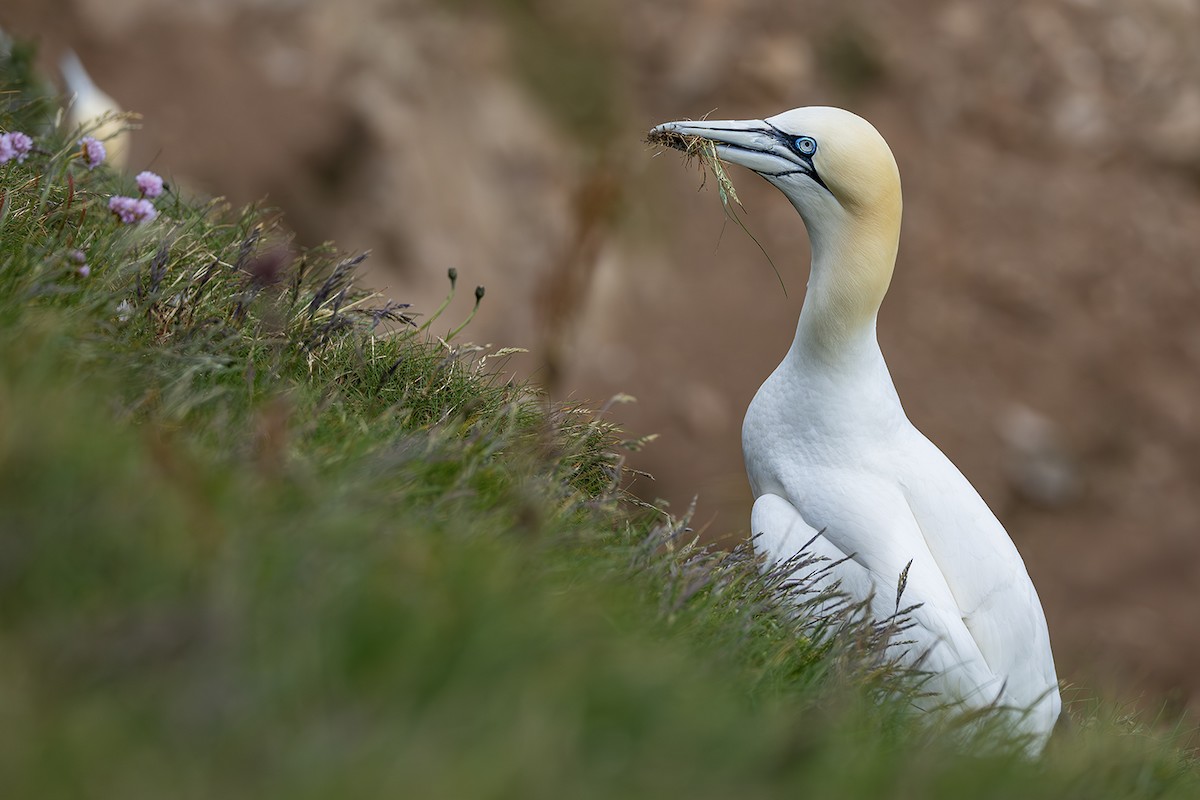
[646,129,743,210]
[646,126,784,294]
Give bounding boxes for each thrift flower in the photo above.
[80,136,106,170]
[67,249,89,276]
[1,132,33,164]
[7,132,33,163]
[135,170,164,198]
[108,195,158,224]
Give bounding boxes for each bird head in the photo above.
[650,106,901,227]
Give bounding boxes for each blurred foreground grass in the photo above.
[1,47,1197,799]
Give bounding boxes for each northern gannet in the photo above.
[650,107,1061,749]
[60,50,131,171]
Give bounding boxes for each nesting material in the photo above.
[646,127,742,210]
[647,124,783,292]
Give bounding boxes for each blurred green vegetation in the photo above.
[1,42,1198,800]
[448,0,623,150]
[818,18,887,96]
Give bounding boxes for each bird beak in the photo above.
[649,118,797,176]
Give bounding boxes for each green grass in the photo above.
[1,46,1198,799]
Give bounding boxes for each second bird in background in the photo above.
[60,49,131,172]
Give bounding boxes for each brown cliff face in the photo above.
[6,0,1200,716]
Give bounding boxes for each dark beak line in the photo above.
[677,121,832,195]
[651,118,833,195]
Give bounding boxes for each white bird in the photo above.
[60,49,131,171]
[651,107,1061,750]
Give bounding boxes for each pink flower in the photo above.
[0,132,33,164]
[135,170,164,198]
[108,195,157,224]
[79,136,106,170]
[8,132,33,162]
[65,248,89,276]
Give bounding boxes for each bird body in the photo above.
[651,107,1060,749]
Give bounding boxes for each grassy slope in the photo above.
[1,47,1197,799]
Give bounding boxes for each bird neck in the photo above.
[787,200,900,368]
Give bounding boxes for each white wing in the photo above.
[894,430,1061,729]
[752,490,1009,710]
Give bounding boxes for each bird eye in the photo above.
[795,136,817,155]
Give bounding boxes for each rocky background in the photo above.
[4,0,1200,715]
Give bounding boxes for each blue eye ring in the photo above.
[795,136,817,156]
